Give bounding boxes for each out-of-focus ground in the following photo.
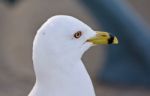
[0,0,150,96]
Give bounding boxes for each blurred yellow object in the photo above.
[87,31,118,44]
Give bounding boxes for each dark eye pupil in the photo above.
[74,31,82,38]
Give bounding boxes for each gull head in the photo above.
[30,15,118,96]
[33,15,118,60]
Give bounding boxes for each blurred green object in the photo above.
[81,0,150,87]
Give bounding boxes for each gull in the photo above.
[28,15,118,96]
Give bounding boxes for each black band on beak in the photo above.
[108,34,114,44]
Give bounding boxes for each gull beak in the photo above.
[87,31,118,45]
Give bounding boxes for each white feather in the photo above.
[29,15,96,96]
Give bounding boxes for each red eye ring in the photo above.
[74,31,82,39]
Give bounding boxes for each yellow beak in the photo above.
[87,31,118,45]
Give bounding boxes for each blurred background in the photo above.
[0,0,150,96]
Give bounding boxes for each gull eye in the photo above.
[74,31,82,39]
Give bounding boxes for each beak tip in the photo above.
[113,37,119,44]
